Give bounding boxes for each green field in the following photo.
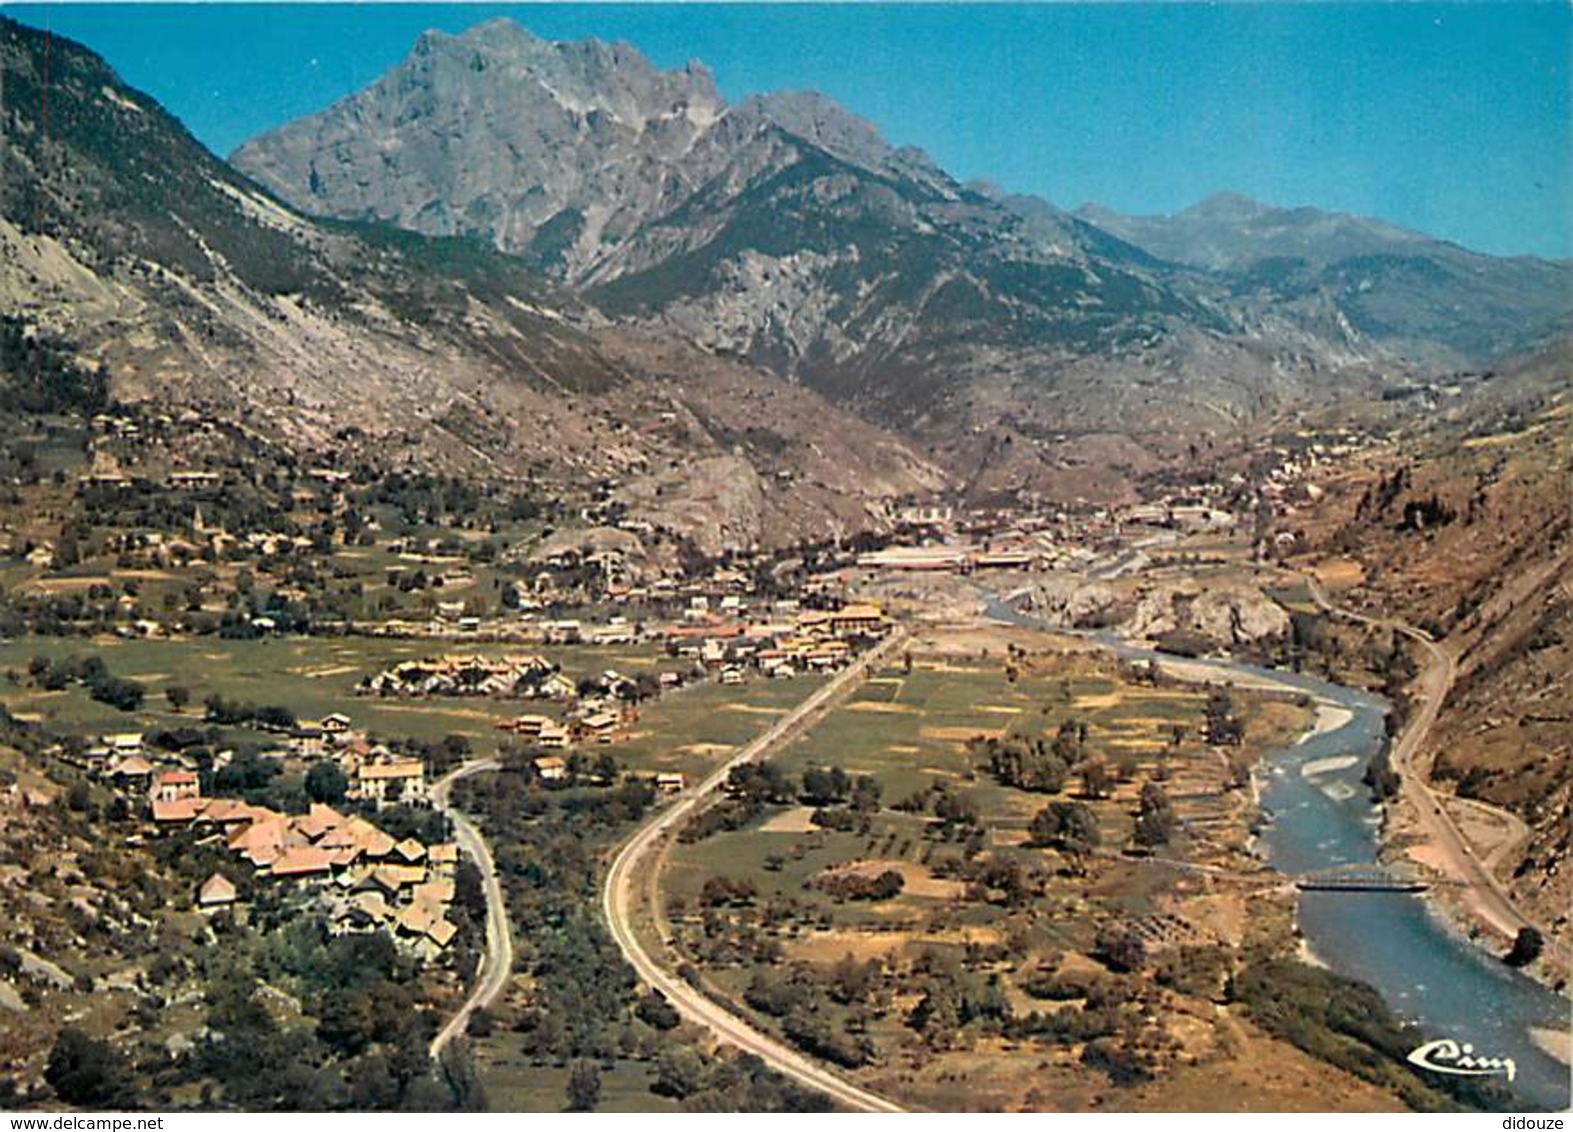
[611,672,828,782]
[658,649,1309,1015]
[472,1044,681,1113]
[770,661,1210,823]
[647,648,1315,1111]
[0,634,839,782]
[0,634,666,747]
[661,654,1244,940]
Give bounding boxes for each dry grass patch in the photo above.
[920,725,999,742]
[816,859,966,900]
[1073,691,1124,710]
[296,664,361,679]
[757,807,820,834]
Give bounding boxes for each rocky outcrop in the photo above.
[1022,574,1120,628]
[1125,582,1291,649]
[234,20,731,280]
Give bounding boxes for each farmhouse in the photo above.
[578,711,620,743]
[500,714,571,748]
[150,769,200,804]
[110,755,156,788]
[105,732,145,755]
[831,604,888,636]
[352,759,427,806]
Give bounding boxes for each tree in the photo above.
[1204,689,1244,745]
[305,760,349,805]
[88,674,144,712]
[635,992,681,1031]
[978,735,1069,794]
[166,685,191,712]
[1080,760,1112,800]
[1504,927,1544,968]
[1094,925,1147,973]
[1029,801,1101,854]
[454,859,487,925]
[907,981,962,1047]
[934,788,979,829]
[45,1029,130,1108]
[850,774,882,813]
[1133,782,1176,849]
[653,1047,706,1098]
[565,1060,601,1111]
[800,765,851,806]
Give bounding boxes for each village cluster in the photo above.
[63,717,462,959]
[42,593,902,964]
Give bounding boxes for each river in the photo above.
[985,596,1571,1111]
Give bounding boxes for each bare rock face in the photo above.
[235,15,1573,459]
[232,18,1257,439]
[232,17,1568,461]
[1023,574,1120,628]
[234,20,956,286]
[618,454,767,557]
[0,17,943,552]
[1192,587,1292,645]
[1126,582,1290,649]
[234,19,730,280]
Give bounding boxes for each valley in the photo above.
[1,395,1565,1110]
[0,7,1567,1117]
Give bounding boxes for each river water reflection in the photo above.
[985,597,1570,1109]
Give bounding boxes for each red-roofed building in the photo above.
[229,817,292,867]
[151,797,206,823]
[198,872,238,909]
[150,769,200,804]
[270,845,335,878]
[295,803,347,841]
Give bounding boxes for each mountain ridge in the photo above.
[1070,194,1571,367]
[232,17,1569,444]
[0,14,943,552]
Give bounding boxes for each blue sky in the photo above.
[6,3,1569,258]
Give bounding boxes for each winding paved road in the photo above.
[430,758,514,1061]
[601,633,911,1113]
[1306,571,1569,964]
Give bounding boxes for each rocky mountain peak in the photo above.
[736,89,953,195]
[230,16,1569,425]
[232,19,734,276]
[1183,190,1273,223]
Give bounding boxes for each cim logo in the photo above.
[1407,1037,1517,1083]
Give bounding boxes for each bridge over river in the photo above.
[1294,865,1430,893]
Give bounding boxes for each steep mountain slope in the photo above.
[1287,340,1571,949]
[232,20,731,280]
[0,16,940,549]
[234,18,1569,450]
[232,19,1386,444]
[1075,194,1572,368]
